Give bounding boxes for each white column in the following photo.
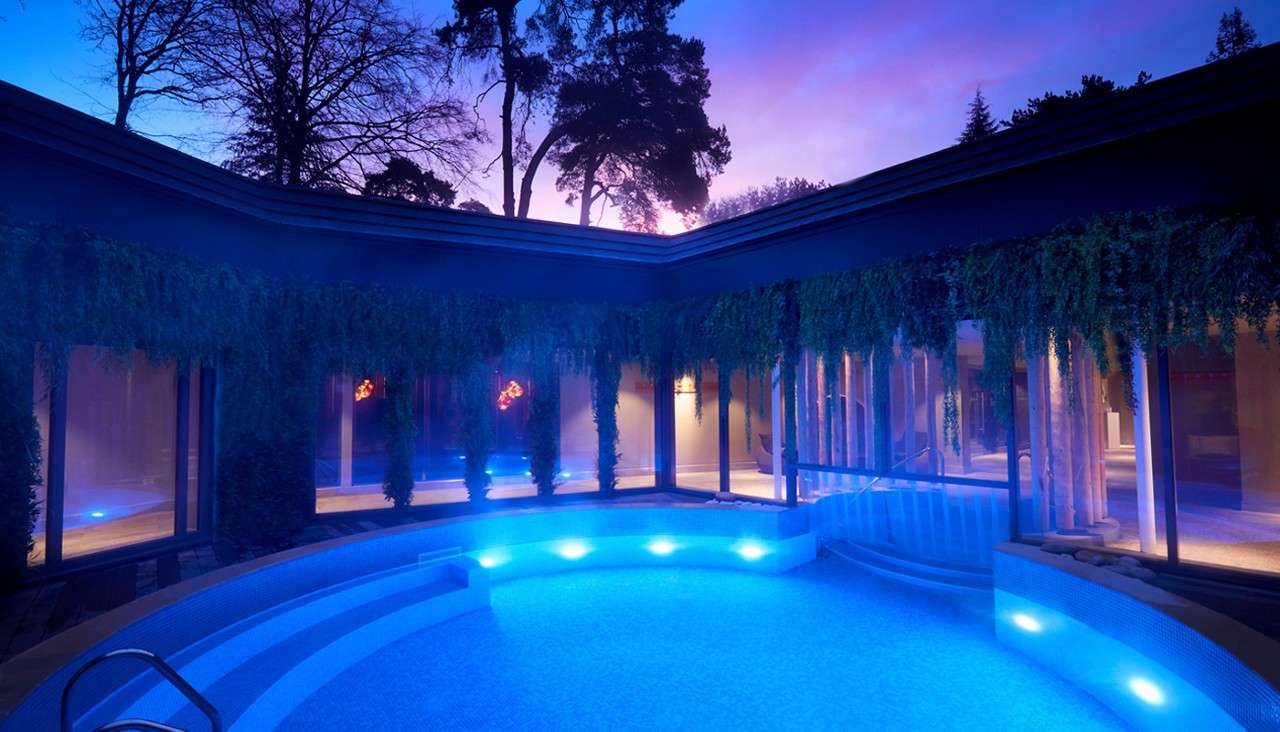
[1130,342,1158,553]
[1026,355,1050,532]
[340,375,354,490]
[771,361,783,500]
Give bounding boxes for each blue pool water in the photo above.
[279,558,1124,731]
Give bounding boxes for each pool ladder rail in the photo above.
[61,648,222,732]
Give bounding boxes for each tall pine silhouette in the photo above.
[1207,7,1260,62]
[957,88,999,144]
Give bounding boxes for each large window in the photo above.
[27,347,202,566]
[1164,318,1280,575]
[558,363,655,494]
[675,363,775,498]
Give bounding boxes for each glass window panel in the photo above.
[675,362,720,492]
[186,368,200,532]
[28,350,49,566]
[63,347,176,558]
[1167,318,1279,574]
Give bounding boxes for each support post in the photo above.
[45,362,68,568]
[783,350,799,506]
[1155,346,1180,564]
[1131,342,1158,553]
[718,362,731,495]
[1007,374,1020,542]
[654,357,676,491]
[198,366,218,534]
[771,361,783,500]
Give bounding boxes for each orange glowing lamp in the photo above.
[498,380,524,410]
[354,378,375,402]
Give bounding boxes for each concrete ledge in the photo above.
[993,542,1280,731]
[0,502,811,729]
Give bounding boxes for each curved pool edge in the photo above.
[0,501,814,730]
[993,542,1280,731]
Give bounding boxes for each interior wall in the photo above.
[1235,320,1280,513]
[559,363,655,478]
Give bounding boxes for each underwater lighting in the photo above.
[89,511,106,519]
[1128,677,1165,706]
[524,471,532,477]
[646,538,678,556]
[556,541,590,560]
[485,469,494,476]
[1011,613,1043,633]
[560,471,572,479]
[477,552,506,569]
[736,542,766,561]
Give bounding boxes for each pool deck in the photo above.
[0,492,708,665]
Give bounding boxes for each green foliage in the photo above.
[382,371,416,509]
[528,362,560,499]
[0,204,1276,571]
[0,341,41,592]
[460,363,493,501]
[592,348,621,493]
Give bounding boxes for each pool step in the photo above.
[76,558,488,731]
[825,540,992,594]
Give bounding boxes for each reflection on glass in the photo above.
[675,363,774,498]
[28,351,49,566]
[63,347,176,558]
[1166,318,1279,575]
[186,370,200,532]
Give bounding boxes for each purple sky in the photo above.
[1,0,1275,231]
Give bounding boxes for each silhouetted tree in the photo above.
[1007,71,1150,128]
[201,0,478,191]
[79,0,213,128]
[702,177,826,225]
[957,87,999,144]
[436,0,574,216]
[550,24,730,230]
[1207,6,1260,62]
[514,0,682,220]
[457,198,492,214]
[363,156,457,206]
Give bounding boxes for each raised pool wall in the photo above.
[0,503,814,730]
[993,542,1280,731]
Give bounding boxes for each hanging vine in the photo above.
[592,348,622,493]
[0,203,1276,587]
[382,370,416,509]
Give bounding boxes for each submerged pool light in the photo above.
[1128,677,1165,706]
[89,511,106,519]
[556,541,590,560]
[477,550,507,569]
[1011,612,1043,633]
[646,538,678,556]
[735,542,767,561]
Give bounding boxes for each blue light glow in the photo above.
[556,541,590,560]
[477,550,508,569]
[735,542,767,561]
[645,538,678,556]
[1128,677,1165,706]
[560,471,572,478]
[485,469,494,476]
[1011,613,1042,633]
[89,511,106,519]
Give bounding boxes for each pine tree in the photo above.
[957,88,999,144]
[1207,7,1260,62]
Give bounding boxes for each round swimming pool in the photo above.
[268,558,1121,731]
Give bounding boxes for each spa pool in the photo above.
[227,559,1118,731]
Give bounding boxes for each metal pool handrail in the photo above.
[60,648,221,732]
[868,446,946,489]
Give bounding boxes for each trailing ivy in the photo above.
[0,341,40,591]
[528,360,560,499]
[382,370,416,509]
[0,203,1276,586]
[460,363,493,501]
[592,348,622,493]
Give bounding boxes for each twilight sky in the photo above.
[1,0,1276,232]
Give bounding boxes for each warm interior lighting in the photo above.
[1011,613,1043,633]
[674,375,696,394]
[736,542,766,561]
[497,379,524,410]
[354,378,375,402]
[556,541,590,560]
[646,538,678,556]
[1128,677,1165,706]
